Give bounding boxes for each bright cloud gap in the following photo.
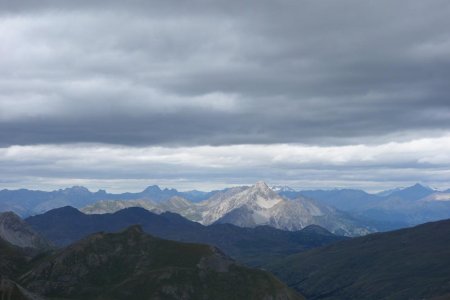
[1,135,450,192]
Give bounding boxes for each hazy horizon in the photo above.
[0,180,446,195]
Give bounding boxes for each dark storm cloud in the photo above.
[0,0,450,147]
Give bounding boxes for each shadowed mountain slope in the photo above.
[19,225,304,300]
[0,278,43,300]
[0,236,30,279]
[268,218,450,300]
[25,206,345,267]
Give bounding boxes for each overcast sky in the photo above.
[1,0,450,192]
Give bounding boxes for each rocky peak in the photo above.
[251,181,273,195]
[254,181,269,189]
[95,189,107,195]
[143,185,162,193]
[63,186,90,194]
[0,212,51,250]
[249,181,282,204]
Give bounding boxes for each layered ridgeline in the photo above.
[268,218,450,300]
[280,183,450,231]
[0,185,214,217]
[26,206,345,267]
[3,181,449,234]
[1,224,303,300]
[82,182,372,236]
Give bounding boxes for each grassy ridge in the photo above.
[20,226,303,300]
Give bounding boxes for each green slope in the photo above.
[20,225,303,300]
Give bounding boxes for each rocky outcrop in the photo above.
[0,212,51,251]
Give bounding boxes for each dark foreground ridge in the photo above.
[13,225,303,300]
[268,218,450,300]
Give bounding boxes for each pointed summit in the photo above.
[250,181,280,201]
[140,185,180,202]
[200,181,284,225]
[389,183,435,201]
[250,181,273,194]
[143,185,162,193]
[46,206,84,217]
[410,183,433,190]
[252,181,271,192]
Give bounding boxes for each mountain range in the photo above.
[81,182,372,236]
[281,183,450,230]
[25,206,345,267]
[0,185,214,217]
[2,181,450,236]
[1,196,450,299]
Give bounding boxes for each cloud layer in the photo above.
[1,0,450,147]
[0,0,449,190]
[1,136,450,192]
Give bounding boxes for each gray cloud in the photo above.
[0,0,449,147]
[1,0,450,192]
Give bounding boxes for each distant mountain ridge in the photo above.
[2,182,450,233]
[26,206,346,267]
[82,182,372,236]
[280,183,450,230]
[388,183,435,200]
[0,185,216,217]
